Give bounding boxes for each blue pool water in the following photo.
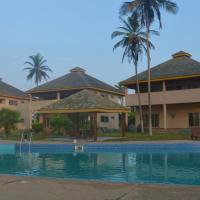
[0,143,200,185]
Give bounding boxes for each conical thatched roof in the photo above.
[27,67,124,96]
[0,79,28,99]
[39,89,129,113]
[120,51,200,86]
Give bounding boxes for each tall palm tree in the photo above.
[112,15,158,133]
[24,53,52,86]
[120,0,178,135]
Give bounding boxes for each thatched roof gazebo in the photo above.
[38,90,129,141]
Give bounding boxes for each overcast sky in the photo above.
[0,0,199,91]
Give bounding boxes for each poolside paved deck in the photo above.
[0,139,199,144]
[0,175,199,200]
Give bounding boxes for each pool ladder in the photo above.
[20,129,33,154]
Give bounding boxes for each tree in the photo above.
[112,15,158,133]
[120,0,178,135]
[0,108,21,136]
[24,53,52,86]
[50,114,72,135]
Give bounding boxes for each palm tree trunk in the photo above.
[146,25,153,136]
[134,64,144,133]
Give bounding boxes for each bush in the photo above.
[0,108,21,136]
[128,124,136,132]
[50,115,72,135]
[32,123,43,133]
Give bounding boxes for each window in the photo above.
[0,98,5,104]
[189,113,200,127]
[9,100,18,106]
[101,116,109,123]
[143,113,159,128]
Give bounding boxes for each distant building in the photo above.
[27,67,125,130]
[120,51,200,130]
[0,79,31,129]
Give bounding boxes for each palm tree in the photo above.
[120,0,178,135]
[24,53,52,86]
[112,16,158,133]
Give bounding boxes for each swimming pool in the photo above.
[0,143,200,185]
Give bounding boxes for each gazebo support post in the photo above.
[75,113,81,138]
[121,113,126,137]
[92,112,97,142]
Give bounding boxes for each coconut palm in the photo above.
[112,15,158,133]
[120,0,178,135]
[24,53,52,86]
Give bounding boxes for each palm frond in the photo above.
[23,53,52,86]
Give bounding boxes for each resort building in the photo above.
[120,51,200,130]
[27,67,125,130]
[0,79,31,129]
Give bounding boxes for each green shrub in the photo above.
[32,123,43,133]
[0,108,21,136]
[50,115,72,135]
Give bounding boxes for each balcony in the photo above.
[126,88,200,106]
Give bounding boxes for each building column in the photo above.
[163,104,167,129]
[39,114,46,128]
[162,81,166,91]
[57,92,61,100]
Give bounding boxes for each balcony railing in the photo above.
[126,88,200,106]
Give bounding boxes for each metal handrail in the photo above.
[19,129,33,154]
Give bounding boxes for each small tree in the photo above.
[32,122,43,133]
[0,108,21,136]
[50,115,72,135]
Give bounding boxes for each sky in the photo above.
[0,0,200,91]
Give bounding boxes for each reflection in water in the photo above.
[0,152,200,185]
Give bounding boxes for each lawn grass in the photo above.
[101,132,191,142]
[0,132,47,141]
[0,131,191,142]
